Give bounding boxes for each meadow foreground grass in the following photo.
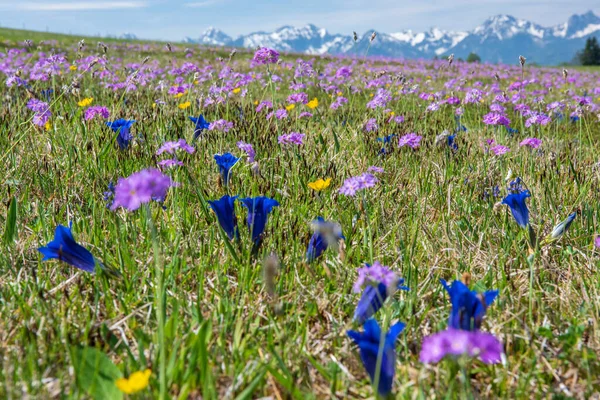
[1,32,600,399]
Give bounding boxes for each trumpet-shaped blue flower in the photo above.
[189,115,210,139]
[353,262,409,324]
[208,195,238,240]
[306,217,344,262]
[38,224,97,273]
[502,190,531,227]
[106,119,135,149]
[214,153,239,187]
[239,196,279,243]
[441,279,498,331]
[347,319,405,396]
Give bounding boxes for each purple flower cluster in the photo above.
[363,118,378,132]
[256,100,272,113]
[26,98,51,126]
[278,132,305,146]
[111,168,174,211]
[398,133,423,149]
[286,92,308,104]
[519,137,542,148]
[330,96,348,110]
[524,111,551,127]
[420,329,503,364]
[253,47,279,65]
[209,119,234,132]
[483,112,511,127]
[338,173,378,196]
[353,261,398,293]
[237,141,256,162]
[84,106,110,121]
[156,139,195,155]
[491,144,510,156]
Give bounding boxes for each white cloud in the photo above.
[7,1,146,11]
[184,1,221,8]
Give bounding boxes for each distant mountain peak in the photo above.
[184,11,600,65]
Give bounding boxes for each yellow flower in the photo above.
[69,65,77,71]
[337,91,343,96]
[308,178,332,192]
[116,370,151,394]
[174,92,186,99]
[306,98,318,109]
[254,100,259,105]
[178,101,191,110]
[232,87,241,94]
[193,80,199,85]
[152,103,156,108]
[44,121,51,131]
[285,104,295,111]
[369,93,374,97]
[77,97,93,107]
[389,111,395,117]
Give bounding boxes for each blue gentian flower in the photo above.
[38,223,97,273]
[354,275,409,324]
[106,119,135,149]
[447,134,458,151]
[306,217,344,262]
[347,319,405,397]
[214,153,240,187]
[502,190,531,227]
[41,88,53,101]
[570,116,580,123]
[208,195,238,240]
[239,196,279,243]
[441,279,498,331]
[505,126,519,135]
[376,134,397,144]
[189,115,210,139]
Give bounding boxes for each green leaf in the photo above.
[3,196,17,245]
[72,346,123,400]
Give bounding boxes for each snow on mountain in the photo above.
[183,11,600,64]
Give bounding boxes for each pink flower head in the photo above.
[398,133,423,149]
[111,168,173,211]
[491,145,510,156]
[338,173,378,196]
[420,329,503,365]
[253,47,279,65]
[353,261,398,293]
[278,132,305,146]
[519,138,542,149]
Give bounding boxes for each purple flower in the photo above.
[338,173,378,197]
[26,98,51,126]
[111,168,173,211]
[398,133,422,149]
[84,106,110,121]
[363,118,378,132]
[388,115,404,124]
[330,96,348,110]
[595,236,600,248]
[298,111,313,119]
[367,166,384,173]
[519,138,542,149]
[286,92,308,104]
[237,141,255,163]
[366,88,392,109]
[158,159,184,169]
[156,139,195,155]
[256,101,272,113]
[209,119,234,133]
[253,47,279,65]
[491,145,510,156]
[483,112,511,127]
[353,261,397,293]
[420,329,503,364]
[274,109,288,120]
[524,112,551,127]
[278,132,305,146]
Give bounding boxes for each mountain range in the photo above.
[183,11,600,65]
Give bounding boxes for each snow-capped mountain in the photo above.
[184,11,600,64]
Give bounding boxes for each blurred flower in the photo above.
[237,141,256,163]
[441,279,498,331]
[502,190,531,227]
[208,195,238,240]
[306,217,344,262]
[214,153,239,187]
[347,319,405,396]
[398,133,422,149]
[157,139,195,155]
[209,119,233,133]
[307,97,318,109]
[285,104,296,111]
[278,132,305,146]
[116,370,151,394]
[106,119,135,150]
[542,212,576,245]
[308,178,331,192]
[239,196,280,243]
[520,138,542,149]
[77,97,93,107]
[363,118,378,132]
[26,98,51,127]
[178,101,191,109]
[158,159,183,169]
[367,166,384,173]
[483,112,510,126]
[595,236,600,248]
[111,168,173,211]
[38,223,97,273]
[491,145,510,156]
[84,106,109,121]
[420,329,502,364]
[339,173,378,196]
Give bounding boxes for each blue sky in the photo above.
[0,0,598,40]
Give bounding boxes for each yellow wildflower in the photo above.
[285,104,295,111]
[232,87,241,94]
[389,111,395,117]
[77,97,93,107]
[308,178,332,192]
[178,101,191,110]
[306,98,318,109]
[174,92,186,99]
[44,121,51,131]
[116,370,151,394]
[337,91,343,96]
[254,100,259,105]
[69,65,77,71]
